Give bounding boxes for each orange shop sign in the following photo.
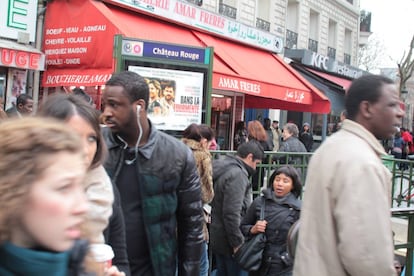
[0,47,45,70]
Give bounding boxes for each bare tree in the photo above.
[358,34,389,72]
[398,34,414,93]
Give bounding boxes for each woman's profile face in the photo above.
[11,152,88,251]
[67,115,97,168]
[149,83,159,99]
[272,173,293,197]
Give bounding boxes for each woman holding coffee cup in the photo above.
[39,93,130,275]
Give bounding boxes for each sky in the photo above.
[360,0,414,68]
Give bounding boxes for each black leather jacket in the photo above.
[102,123,204,275]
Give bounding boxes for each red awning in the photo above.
[42,0,330,113]
[306,68,352,91]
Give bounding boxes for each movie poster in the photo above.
[128,65,204,131]
[6,69,27,110]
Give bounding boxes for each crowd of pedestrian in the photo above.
[0,72,406,276]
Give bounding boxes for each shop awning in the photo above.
[42,0,330,113]
[306,68,352,91]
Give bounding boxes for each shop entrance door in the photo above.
[211,95,233,150]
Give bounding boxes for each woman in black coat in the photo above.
[240,166,302,276]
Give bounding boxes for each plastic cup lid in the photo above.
[89,244,114,262]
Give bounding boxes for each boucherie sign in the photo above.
[0,47,45,70]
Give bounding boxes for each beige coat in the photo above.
[293,120,396,276]
[84,165,114,243]
[182,138,214,241]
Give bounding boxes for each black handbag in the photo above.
[233,197,266,271]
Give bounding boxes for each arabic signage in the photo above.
[128,65,204,131]
[122,39,208,64]
[0,47,45,70]
[104,0,283,53]
[213,74,312,104]
[285,49,366,79]
[0,0,38,42]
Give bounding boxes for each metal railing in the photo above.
[218,3,237,19]
[256,18,270,32]
[211,150,414,273]
[308,38,318,52]
[286,29,298,49]
[344,53,351,64]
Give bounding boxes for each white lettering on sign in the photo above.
[105,0,283,52]
[45,73,112,85]
[218,77,261,93]
[310,52,328,70]
[218,77,239,89]
[284,90,305,103]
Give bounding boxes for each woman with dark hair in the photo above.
[182,123,214,276]
[240,165,302,276]
[39,93,130,275]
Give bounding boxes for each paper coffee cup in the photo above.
[89,244,114,269]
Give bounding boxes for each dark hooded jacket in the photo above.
[240,190,301,275]
[210,154,255,256]
[102,122,204,276]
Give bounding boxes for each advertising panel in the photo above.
[128,65,204,131]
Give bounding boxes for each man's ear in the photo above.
[359,100,373,120]
[247,153,254,161]
[17,103,24,110]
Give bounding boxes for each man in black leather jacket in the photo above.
[101,71,203,276]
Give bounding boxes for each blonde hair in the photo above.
[0,117,83,243]
[248,120,268,142]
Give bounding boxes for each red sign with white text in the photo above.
[212,73,312,104]
[0,48,45,70]
[42,0,119,87]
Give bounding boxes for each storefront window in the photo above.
[211,95,233,150]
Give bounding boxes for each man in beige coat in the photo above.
[293,75,404,276]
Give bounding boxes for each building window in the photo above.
[344,53,351,64]
[327,47,336,59]
[286,29,298,49]
[256,0,270,31]
[219,2,237,19]
[360,10,372,32]
[346,0,353,4]
[308,38,318,52]
[328,19,337,57]
[256,18,270,32]
[309,9,319,52]
[344,28,352,64]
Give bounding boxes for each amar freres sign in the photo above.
[0,0,38,42]
[103,0,283,53]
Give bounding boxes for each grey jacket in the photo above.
[210,155,254,256]
[102,122,204,276]
[277,136,307,164]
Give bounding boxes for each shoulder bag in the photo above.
[233,197,266,271]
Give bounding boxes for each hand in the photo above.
[250,220,267,234]
[104,266,125,276]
